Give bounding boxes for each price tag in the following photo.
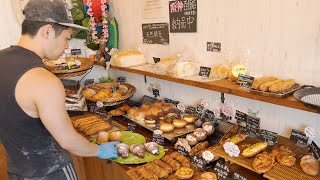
[236,74,254,88]
[260,129,278,146]
[309,141,320,161]
[186,106,196,115]
[71,49,82,56]
[304,127,316,139]
[235,110,248,123]
[232,172,247,180]
[112,85,120,93]
[177,145,189,157]
[177,103,186,112]
[213,109,221,117]
[200,99,209,107]
[89,104,99,113]
[96,101,104,108]
[84,79,95,86]
[191,154,207,171]
[152,132,164,146]
[195,104,204,118]
[117,76,126,83]
[232,65,247,77]
[223,142,240,157]
[152,88,160,98]
[202,150,215,162]
[199,66,211,77]
[204,109,215,121]
[213,161,230,180]
[164,98,180,106]
[153,57,161,64]
[290,129,309,148]
[246,115,260,138]
[221,103,233,117]
[128,123,136,132]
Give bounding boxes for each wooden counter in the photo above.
[111,65,319,114]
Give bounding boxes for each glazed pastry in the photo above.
[145,163,169,179]
[202,122,215,136]
[193,128,207,141]
[109,131,123,142]
[173,119,188,128]
[129,144,146,158]
[300,155,319,176]
[186,134,198,146]
[189,141,209,156]
[200,172,217,180]
[175,167,194,180]
[242,142,268,157]
[96,131,109,144]
[194,118,205,128]
[170,152,190,168]
[160,123,175,133]
[174,138,191,152]
[145,142,159,155]
[252,77,278,90]
[252,152,275,174]
[134,166,159,180]
[161,155,181,171]
[183,115,196,123]
[272,145,296,167]
[153,159,173,174]
[116,143,130,158]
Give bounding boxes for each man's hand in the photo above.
[97,141,120,159]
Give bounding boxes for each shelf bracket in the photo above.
[144,75,147,84]
[221,92,225,103]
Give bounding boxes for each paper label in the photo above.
[214,161,230,180]
[304,127,316,139]
[290,129,309,148]
[200,99,209,107]
[223,142,240,157]
[221,103,233,117]
[232,65,246,77]
[202,150,215,162]
[191,154,207,172]
[96,101,104,108]
[177,145,189,157]
[177,103,186,112]
[233,172,247,180]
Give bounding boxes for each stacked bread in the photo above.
[72,115,113,136]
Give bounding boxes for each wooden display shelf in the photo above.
[111,65,319,114]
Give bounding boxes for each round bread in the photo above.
[202,122,215,136]
[144,115,157,124]
[183,115,196,123]
[160,123,175,133]
[186,134,198,146]
[109,131,123,142]
[300,155,319,176]
[96,131,109,144]
[172,119,188,128]
[200,172,217,180]
[82,88,96,99]
[175,167,194,180]
[217,64,230,79]
[193,128,207,141]
[149,106,163,116]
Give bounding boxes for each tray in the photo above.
[44,57,94,74]
[250,84,301,98]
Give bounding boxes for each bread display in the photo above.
[259,80,283,92]
[252,152,275,173]
[110,50,147,67]
[242,142,268,157]
[300,155,319,176]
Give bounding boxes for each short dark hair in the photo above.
[21,20,70,37]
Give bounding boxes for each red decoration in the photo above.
[83,0,108,23]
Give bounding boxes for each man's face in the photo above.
[44,27,72,60]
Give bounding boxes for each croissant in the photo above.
[153,160,173,174]
[169,152,190,168]
[135,166,159,180]
[161,155,181,171]
[145,163,169,179]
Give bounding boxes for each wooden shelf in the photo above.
[111,65,319,114]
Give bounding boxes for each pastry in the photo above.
[165,113,181,122]
[110,50,147,67]
[200,172,217,180]
[149,106,163,116]
[160,123,175,133]
[186,134,198,146]
[116,143,129,158]
[300,155,319,176]
[252,77,277,90]
[162,155,181,171]
[183,115,196,123]
[189,141,209,156]
[154,100,165,106]
[127,107,139,119]
[141,103,152,110]
[108,109,125,116]
[220,133,247,145]
[119,104,131,112]
[145,163,169,179]
[82,88,96,99]
[174,138,191,152]
[175,167,194,180]
[259,79,283,92]
[242,142,268,157]
[112,92,122,98]
[134,166,159,180]
[85,122,112,135]
[153,159,173,174]
[269,79,296,93]
[96,131,109,144]
[145,142,159,155]
[202,122,215,136]
[129,144,146,158]
[217,64,230,79]
[252,152,275,174]
[193,128,207,141]
[170,152,190,168]
[163,103,176,112]
[144,115,157,124]
[109,131,123,142]
[173,119,188,128]
[194,118,205,128]
[72,116,97,128]
[272,145,296,167]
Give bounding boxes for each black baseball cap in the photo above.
[23,0,88,30]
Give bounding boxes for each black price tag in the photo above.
[236,74,255,88]
[177,145,189,157]
[152,88,160,98]
[71,49,82,56]
[290,129,309,148]
[199,66,211,77]
[309,141,320,161]
[260,129,278,146]
[89,105,99,113]
[232,172,247,180]
[207,42,221,52]
[213,161,230,180]
[195,104,204,117]
[152,133,164,146]
[112,85,120,93]
[204,109,215,121]
[235,110,248,123]
[153,57,161,64]
[85,79,95,86]
[191,154,207,171]
[164,98,180,106]
[185,106,196,115]
[128,123,136,132]
[246,115,260,138]
[117,76,126,83]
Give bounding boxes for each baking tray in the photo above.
[250,84,301,98]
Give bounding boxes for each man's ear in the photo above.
[40,24,55,39]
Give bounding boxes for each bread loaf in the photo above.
[259,80,283,92]
[269,79,296,93]
[242,142,268,157]
[168,61,200,78]
[110,51,146,67]
[300,155,319,176]
[252,77,277,90]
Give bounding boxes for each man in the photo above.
[0,0,119,179]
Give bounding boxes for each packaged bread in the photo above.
[168,61,200,78]
[210,65,220,78]
[242,142,268,157]
[259,80,283,92]
[228,68,238,82]
[155,56,180,74]
[300,155,319,176]
[252,77,277,90]
[269,79,296,93]
[217,64,231,79]
[110,50,146,67]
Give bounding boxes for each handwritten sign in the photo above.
[232,172,247,180]
[204,109,215,121]
[117,76,126,83]
[169,0,197,33]
[177,103,186,112]
[164,98,180,106]
[195,104,204,117]
[223,142,240,158]
[185,106,196,115]
[152,133,164,145]
[309,141,320,161]
[153,57,161,64]
[71,49,82,56]
[199,66,211,77]
[236,74,254,88]
[235,110,248,123]
[177,145,189,157]
[304,127,316,139]
[142,23,169,44]
[214,161,230,180]
[191,154,207,171]
[246,116,260,137]
[260,129,278,146]
[290,129,309,148]
[152,88,160,98]
[207,42,221,52]
[128,123,136,132]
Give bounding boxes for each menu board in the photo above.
[246,116,260,137]
[260,129,278,145]
[142,23,169,45]
[199,66,211,77]
[235,110,248,123]
[169,0,197,33]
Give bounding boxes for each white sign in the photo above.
[304,127,316,139]
[143,0,165,19]
[202,150,215,162]
[177,103,186,112]
[96,101,104,108]
[223,142,240,158]
[201,99,209,108]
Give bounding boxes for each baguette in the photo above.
[252,77,277,90]
[269,79,295,93]
[242,142,268,157]
[85,123,112,135]
[259,80,283,92]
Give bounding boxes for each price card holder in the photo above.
[128,123,136,132]
[236,74,254,88]
[308,141,320,161]
[177,145,189,157]
[246,115,260,138]
[191,154,207,172]
[117,76,126,83]
[164,98,180,106]
[153,57,161,64]
[232,172,247,180]
[204,109,215,121]
[195,104,204,118]
[199,66,211,77]
[213,161,230,180]
[112,85,120,93]
[235,110,248,124]
[185,106,196,115]
[260,129,278,146]
[290,129,309,148]
[152,133,164,146]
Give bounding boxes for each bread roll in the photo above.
[183,115,196,123]
[228,69,238,82]
[160,123,175,133]
[210,65,220,78]
[252,77,277,90]
[217,64,230,79]
[97,131,109,144]
[109,131,123,142]
[300,155,319,176]
[82,88,96,99]
[259,80,283,92]
[269,79,296,93]
[242,142,268,157]
[175,167,194,180]
[173,119,187,128]
[110,50,146,67]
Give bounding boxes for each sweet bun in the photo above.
[186,134,198,146]
[175,167,194,179]
[109,131,123,142]
[183,115,196,123]
[193,128,207,141]
[160,123,175,133]
[96,131,109,144]
[172,119,188,128]
[82,88,96,99]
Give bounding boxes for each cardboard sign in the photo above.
[235,110,248,123]
[309,141,320,161]
[246,115,260,137]
[204,109,215,121]
[169,0,197,33]
[207,42,221,52]
[128,123,136,132]
[142,23,169,44]
[152,133,164,145]
[185,106,196,115]
[214,161,230,180]
[153,57,161,64]
[191,154,207,171]
[232,172,247,180]
[236,74,254,88]
[260,129,278,146]
[164,98,180,106]
[199,66,211,77]
[290,129,309,148]
[117,76,126,83]
[71,49,82,56]
[177,145,189,157]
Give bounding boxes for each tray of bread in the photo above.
[43,57,94,74]
[82,82,136,106]
[250,77,301,98]
[124,100,198,141]
[71,114,113,136]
